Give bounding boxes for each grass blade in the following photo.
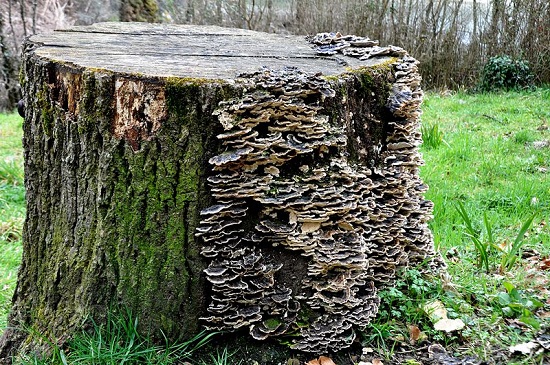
[455,202,490,272]
[505,213,536,270]
[483,212,495,247]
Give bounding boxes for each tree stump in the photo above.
[0,23,443,360]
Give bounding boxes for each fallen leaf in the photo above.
[408,325,427,343]
[433,318,465,332]
[445,247,460,263]
[423,300,447,322]
[372,359,384,365]
[509,341,539,355]
[428,343,447,356]
[535,334,550,350]
[306,360,320,365]
[392,334,406,342]
[319,356,336,365]
[540,258,550,270]
[505,318,529,329]
[532,140,550,149]
[521,248,540,259]
[409,325,421,342]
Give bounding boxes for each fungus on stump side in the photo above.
[197,33,444,352]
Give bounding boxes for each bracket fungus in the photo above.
[196,33,444,352]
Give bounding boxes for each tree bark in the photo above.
[0,22,442,361]
[0,10,21,112]
[120,0,159,22]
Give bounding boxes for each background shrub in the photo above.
[479,56,534,92]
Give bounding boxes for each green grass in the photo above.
[16,308,216,365]
[421,88,550,257]
[375,88,550,362]
[0,113,24,331]
[359,88,549,364]
[1,88,550,363]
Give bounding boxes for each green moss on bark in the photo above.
[2,61,238,358]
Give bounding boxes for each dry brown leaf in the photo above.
[509,341,539,355]
[319,356,336,365]
[409,325,421,342]
[372,359,384,365]
[305,360,320,365]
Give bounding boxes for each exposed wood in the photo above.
[29,22,390,79]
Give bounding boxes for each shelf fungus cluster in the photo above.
[196,34,444,352]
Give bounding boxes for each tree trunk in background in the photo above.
[488,0,504,55]
[0,11,21,111]
[2,0,550,105]
[120,0,159,22]
[0,22,442,361]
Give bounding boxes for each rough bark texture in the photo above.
[0,11,21,112]
[0,23,442,361]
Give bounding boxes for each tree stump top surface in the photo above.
[30,22,389,79]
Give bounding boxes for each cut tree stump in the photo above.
[0,22,443,360]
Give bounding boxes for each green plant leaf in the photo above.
[519,315,540,330]
[456,202,491,272]
[508,302,525,312]
[508,288,522,302]
[497,292,511,306]
[483,212,494,246]
[502,281,515,293]
[525,298,544,311]
[501,306,514,317]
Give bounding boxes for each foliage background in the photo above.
[1,0,550,111]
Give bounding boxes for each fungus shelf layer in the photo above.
[196,33,444,351]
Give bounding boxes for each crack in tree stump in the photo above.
[0,23,444,360]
